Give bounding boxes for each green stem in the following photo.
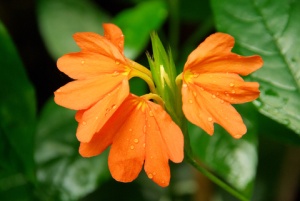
[185,149,249,201]
[128,61,157,94]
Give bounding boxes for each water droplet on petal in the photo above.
[193,73,199,78]
[133,139,139,143]
[149,110,154,117]
[143,143,146,148]
[115,61,120,65]
[148,173,153,179]
[212,94,216,99]
[182,84,187,88]
[208,117,213,122]
[189,99,193,104]
[231,90,236,94]
[193,91,197,97]
[226,93,229,97]
[95,116,99,120]
[130,145,134,150]
[81,60,85,64]
[112,104,116,109]
[82,121,87,125]
[230,83,234,87]
[143,125,147,133]
[112,71,119,76]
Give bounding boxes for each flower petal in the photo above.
[79,93,135,157]
[184,33,263,75]
[73,32,124,61]
[147,102,184,163]
[108,98,146,183]
[76,79,129,142]
[182,84,247,138]
[54,74,128,110]
[192,73,260,104]
[103,23,124,54]
[57,52,128,80]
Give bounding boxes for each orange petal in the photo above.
[73,32,124,61]
[76,80,129,142]
[54,74,128,110]
[184,33,263,75]
[182,83,247,138]
[57,52,127,80]
[103,23,124,54]
[108,97,146,183]
[79,93,135,157]
[143,107,171,187]
[192,73,260,104]
[147,102,184,163]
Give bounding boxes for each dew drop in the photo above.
[193,73,199,78]
[112,104,117,109]
[95,116,99,120]
[182,84,187,88]
[115,61,120,65]
[149,110,154,117]
[193,91,197,97]
[230,97,234,101]
[229,83,234,87]
[212,94,216,99]
[148,173,153,179]
[225,93,229,97]
[130,145,134,150]
[143,143,146,148]
[133,139,139,143]
[143,125,147,133]
[208,117,213,122]
[82,121,87,125]
[189,99,193,104]
[112,71,120,76]
[232,90,236,94]
[81,60,85,64]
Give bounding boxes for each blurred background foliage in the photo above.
[0,0,299,200]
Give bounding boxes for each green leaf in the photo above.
[35,98,110,200]
[211,0,300,138]
[0,20,36,187]
[37,0,110,60]
[113,1,168,59]
[189,104,258,198]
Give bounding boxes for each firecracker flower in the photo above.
[79,93,184,187]
[54,23,154,143]
[177,33,263,138]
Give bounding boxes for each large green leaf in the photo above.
[113,1,168,59]
[189,104,258,199]
[211,0,300,138]
[35,98,110,200]
[0,21,36,198]
[37,0,110,60]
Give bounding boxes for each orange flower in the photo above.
[79,94,184,187]
[181,33,263,138]
[54,24,133,142]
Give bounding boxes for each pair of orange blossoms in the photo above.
[54,24,263,187]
